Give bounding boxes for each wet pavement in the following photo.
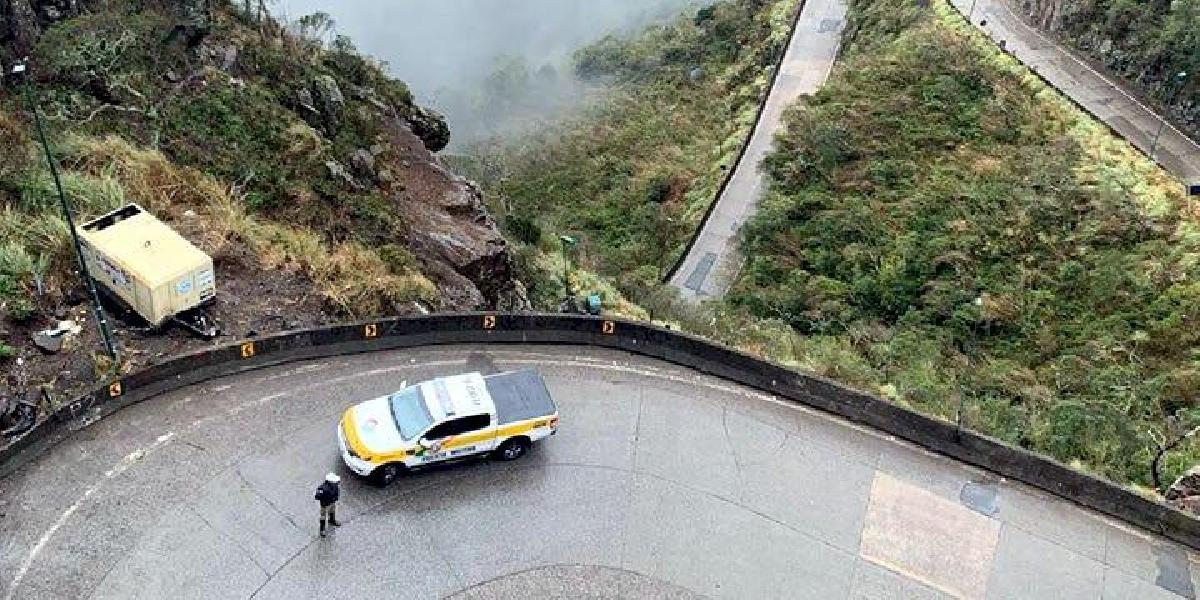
[948,0,1200,182]
[0,346,1197,599]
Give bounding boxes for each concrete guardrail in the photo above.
[2,313,1198,550]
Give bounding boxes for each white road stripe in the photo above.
[0,349,849,599]
[4,433,175,600]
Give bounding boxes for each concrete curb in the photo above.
[1,313,1198,550]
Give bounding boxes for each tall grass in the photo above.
[0,133,436,320]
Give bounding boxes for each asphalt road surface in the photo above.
[948,0,1200,182]
[1,345,1197,599]
[669,0,847,301]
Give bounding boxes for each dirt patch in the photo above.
[1,249,341,434]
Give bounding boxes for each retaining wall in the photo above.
[3,313,1199,550]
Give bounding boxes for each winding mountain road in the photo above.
[1,345,1197,599]
[668,0,847,301]
[670,0,1198,303]
[948,0,1200,182]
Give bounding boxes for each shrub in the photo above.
[505,214,543,245]
[493,0,800,282]
[726,0,1200,486]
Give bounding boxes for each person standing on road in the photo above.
[315,473,342,537]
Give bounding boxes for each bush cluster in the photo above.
[729,0,1200,486]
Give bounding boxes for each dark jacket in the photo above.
[315,481,340,506]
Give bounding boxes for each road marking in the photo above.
[4,433,175,600]
[860,472,1000,599]
[683,252,717,292]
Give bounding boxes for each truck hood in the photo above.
[350,397,406,455]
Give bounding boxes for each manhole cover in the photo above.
[447,565,708,599]
[818,18,843,33]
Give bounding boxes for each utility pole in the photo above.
[1150,71,1189,159]
[559,235,577,298]
[11,61,120,361]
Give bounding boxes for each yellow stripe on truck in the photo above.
[441,430,493,450]
[497,420,537,439]
[341,409,375,462]
[438,419,543,452]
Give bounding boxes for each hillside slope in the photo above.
[0,0,525,399]
[730,0,1197,488]
[475,0,800,309]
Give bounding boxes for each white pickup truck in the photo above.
[338,369,559,485]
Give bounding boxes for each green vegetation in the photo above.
[491,0,1199,491]
[480,0,800,304]
[730,0,1198,488]
[0,2,439,321]
[1029,0,1198,134]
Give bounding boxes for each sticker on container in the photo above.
[97,257,131,289]
[175,278,194,295]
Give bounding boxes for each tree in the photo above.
[294,11,336,46]
[1149,412,1200,492]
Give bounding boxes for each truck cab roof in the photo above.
[418,372,493,422]
[417,370,557,426]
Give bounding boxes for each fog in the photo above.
[275,0,701,150]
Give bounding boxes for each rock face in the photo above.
[349,148,376,181]
[384,121,528,310]
[311,74,345,138]
[0,0,77,66]
[408,105,451,153]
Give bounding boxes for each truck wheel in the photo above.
[371,463,404,486]
[496,438,530,461]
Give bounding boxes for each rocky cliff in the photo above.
[0,0,526,400]
[1017,0,1198,139]
[0,0,526,312]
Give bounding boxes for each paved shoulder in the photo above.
[670,0,848,301]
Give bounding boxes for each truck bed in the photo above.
[484,370,557,425]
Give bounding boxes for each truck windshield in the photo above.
[388,387,433,440]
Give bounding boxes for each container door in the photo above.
[134,281,152,323]
[150,283,171,326]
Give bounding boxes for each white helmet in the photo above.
[325,472,341,483]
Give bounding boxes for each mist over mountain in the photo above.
[276,0,702,149]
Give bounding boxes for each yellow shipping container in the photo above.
[78,204,216,327]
